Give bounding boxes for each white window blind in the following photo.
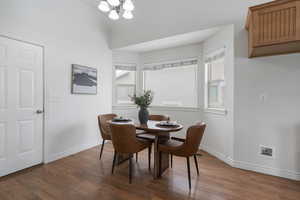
[143,59,198,108]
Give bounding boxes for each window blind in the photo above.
[115,64,137,71]
[143,58,198,71]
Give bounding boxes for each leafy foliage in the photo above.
[130,90,154,108]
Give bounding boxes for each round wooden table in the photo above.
[136,120,183,133]
[135,120,183,179]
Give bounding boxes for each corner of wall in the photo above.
[44,139,103,164]
[201,144,234,167]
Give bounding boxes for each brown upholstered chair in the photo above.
[110,123,152,183]
[158,122,206,189]
[98,114,117,160]
[149,115,170,121]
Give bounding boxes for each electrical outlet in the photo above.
[260,145,274,158]
[259,93,267,103]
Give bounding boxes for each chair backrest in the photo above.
[183,122,206,156]
[149,115,170,121]
[98,114,117,140]
[110,123,142,154]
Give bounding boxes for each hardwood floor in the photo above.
[0,143,299,200]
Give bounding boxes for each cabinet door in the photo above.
[252,1,299,47]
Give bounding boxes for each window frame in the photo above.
[142,58,200,110]
[204,48,227,115]
[113,63,138,107]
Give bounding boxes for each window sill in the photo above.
[112,105,137,110]
[149,106,200,112]
[113,105,200,112]
[204,108,228,115]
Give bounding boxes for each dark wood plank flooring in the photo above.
[0,143,299,200]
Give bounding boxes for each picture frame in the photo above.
[71,64,98,95]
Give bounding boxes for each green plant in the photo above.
[130,90,154,108]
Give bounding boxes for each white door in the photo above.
[0,36,44,176]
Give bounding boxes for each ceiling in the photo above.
[83,0,271,48]
[116,26,221,52]
[108,0,271,48]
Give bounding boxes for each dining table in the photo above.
[110,119,183,179]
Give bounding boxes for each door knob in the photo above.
[36,110,44,114]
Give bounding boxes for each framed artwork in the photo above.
[71,64,98,95]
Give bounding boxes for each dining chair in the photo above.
[158,122,206,189]
[110,123,153,183]
[98,114,117,160]
[136,114,170,141]
[149,115,170,121]
[136,115,170,162]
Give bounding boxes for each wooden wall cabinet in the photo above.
[246,0,300,58]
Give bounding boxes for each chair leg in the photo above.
[129,154,133,184]
[136,153,138,162]
[99,139,105,160]
[148,146,152,171]
[186,157,191,190]
[159,151,162,177]
[170,154,173,168]
[111,151,117,174]
[194,155,199,175]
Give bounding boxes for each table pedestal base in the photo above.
[154,134,170,179]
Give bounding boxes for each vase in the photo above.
[138,107,149,124]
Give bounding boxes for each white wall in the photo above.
[141,44,202,63]
[234,23,300,180]
[113,51,139,64]
[201,25,235,164]
[0,0,112,163]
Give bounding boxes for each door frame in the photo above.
[0,34,46,164]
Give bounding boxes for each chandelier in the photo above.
[98,0,135,20]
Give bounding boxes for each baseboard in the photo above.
[232,160,300,181]
[44,140,103,164]
[200,145,234,166]
[200,145,300,181]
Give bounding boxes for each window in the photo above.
[205,49,225,111]
[143,59,198,108]
[114,64,136,105]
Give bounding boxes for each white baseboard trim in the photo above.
[200,145,300,181]
[200,145,234,166]
[44,140,102,164]
[232,160,300,181]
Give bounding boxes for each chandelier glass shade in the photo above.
[98,0,134,20]
[123,10,133,19]
[109,9,120,20]
[123,0,134,11]
[98,1,110,12]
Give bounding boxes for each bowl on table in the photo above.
[156,121,180,128]
[112,117,132,123]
